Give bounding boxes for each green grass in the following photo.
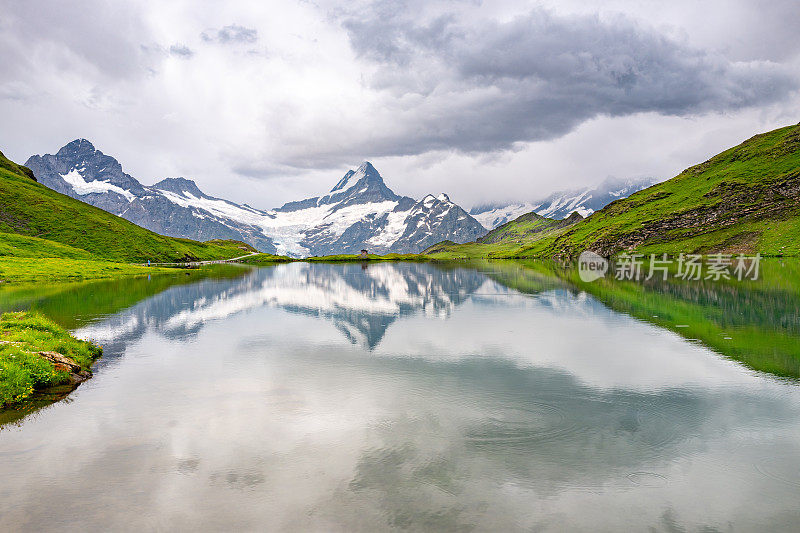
[426,123,800,259]
[0,149,37,182]
[0,257,175,284]
[424,241,533,259]
[0,232,95,259]
[235,253,296,265]
[0,311,101,407]
[476,211,581,246]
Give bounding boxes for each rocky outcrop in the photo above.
[37,351,93,384]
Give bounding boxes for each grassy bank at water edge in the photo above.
[0,312,101,407]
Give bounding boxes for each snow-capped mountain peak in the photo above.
[329,161,380,193]
[26,142,487,257]
[470,176,659,229]
[318,161,402,209]
[267,163,483,256]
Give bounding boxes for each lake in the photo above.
[1,261,799,531]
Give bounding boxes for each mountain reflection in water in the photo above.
[0,261,798,532]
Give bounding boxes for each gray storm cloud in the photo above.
[0,0,798,207]
[335,5,797,159]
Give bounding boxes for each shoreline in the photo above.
[5,248,800,286]
[0,311,102,410]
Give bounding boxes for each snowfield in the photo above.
[33,139,488,257]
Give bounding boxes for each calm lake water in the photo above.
[1,261,799,532]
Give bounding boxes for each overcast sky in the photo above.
[1,0,798,209]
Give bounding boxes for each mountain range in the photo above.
[25,140,486,257]
[0,148,256,268]
[470,176,658,229]
[4,122,799,280]
[427,123,800,259]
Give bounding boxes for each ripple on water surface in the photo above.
[755,456,800,488]
[463,402,581,451]
[626,471,668,487]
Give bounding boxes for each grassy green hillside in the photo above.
[478,211,583,245]
[428,123,800,259]
[0,151,256,264]
[0,149,37,182]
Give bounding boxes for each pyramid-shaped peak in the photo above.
[330,161,385,193]
[354,161,383,182]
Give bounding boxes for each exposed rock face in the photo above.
[390,194,485,253]
[26,139,146,213]
[25,140,278,253]
[26,141,487,256]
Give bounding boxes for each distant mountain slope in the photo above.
[477,211,583,245]
[0,150,256,263]
[471,176,657,229]
[26,142,486,256]
[25,140,279,253]
[421,211,584,258]
[429,123,800,258]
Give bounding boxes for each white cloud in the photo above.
[0,0,797,209]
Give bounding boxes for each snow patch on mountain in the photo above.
[260,199,402,256]
[60,168,136,202]
[26,141,487,257]
[156,189,268,226]
[471,202,550,229]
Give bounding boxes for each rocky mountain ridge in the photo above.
[25,140,486,256]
